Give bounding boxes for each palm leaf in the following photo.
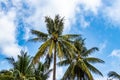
[61,34,80,41]
[82,47,99,57]
[54,15,64,35]
[62,39,77,52]
[78,60,93,80]
[84,57,105,64]
[48,40,55,57]
[31,29,48,37]
[33,39,51,64]
[108,71,120,79]
[62,62,75,80]
[44,54,53,69]
[85,61,103,76]
[57,59,70,66]
[57,41,64,58]
[5,57,15,67]
[45,16,55,35]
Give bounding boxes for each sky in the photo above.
[0,0,120,80]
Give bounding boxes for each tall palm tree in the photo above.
[30,15,79,80]
[6,50,33,80]
[108,71,120,80]
[58,38,104,80]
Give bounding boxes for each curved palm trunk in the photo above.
[53,43,56,80]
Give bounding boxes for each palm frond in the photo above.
[78,60,93,80]
[57,40,74,59]
[82,47,99,57]
[45,16,55,35]
[84,57,105,64]
[33,39,51,64]
[48,40,55,57]
[30,29,48,42]
[54,15,64,35]
[57,41,64,58]
[62,62,75,80]
[44,69,52,78]
[85,61,103,76]
[62,39,77,52]
[5,57,15,67]
[44,54,53,69]
[57,59,70,66]
[61,34,80,41]
[108,71,120,79]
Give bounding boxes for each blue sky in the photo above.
[0,0,120,80]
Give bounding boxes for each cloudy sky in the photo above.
[0,0,120,80]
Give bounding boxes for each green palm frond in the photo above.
[62,62,75,80]
[33,39,51,64]
[34,62,52,80]
[44,69,52,79]
[57,59,70,66]
[45,16,55,35]
[62,39,77,52]
[77,60,93,80]
[48,40,55,57]
[82,47,99,57]
[58,40,74,59]
[84,57,105,64]
[85,61,103,76]
[31,29,48,38]
[5,57,16,67]
[54,15,64,35]
[44,54,53,69]
[108,71,120,79]
[61,34,80,41]
[29,37,48,42]
[57,41,64,58]
[30,29,48,42]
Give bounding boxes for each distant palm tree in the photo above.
[6,50,33,80]
[30,15,79,80]
[58,38,104,80]
[0,70,14,80]
[108,71,120,80]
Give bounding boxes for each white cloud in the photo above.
[24,27,30,41]
[79,16,90,28]
[103,0,120,26]
[0,9,21,57]
[98,41,107,53]
[79,0,103,15]
[24,0,103,33]
[110,49,120,58]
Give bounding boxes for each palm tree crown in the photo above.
[6,50,33,80]
[30,15,80,80]
[58,38,104,80]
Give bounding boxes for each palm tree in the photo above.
[33,62,52,80]
[0,70,14,80]
[30,15,79,80]
[108,71,120,80]
[6,50,34,80]
[58,38,104,80]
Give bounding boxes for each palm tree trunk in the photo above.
[53,42,56,80]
